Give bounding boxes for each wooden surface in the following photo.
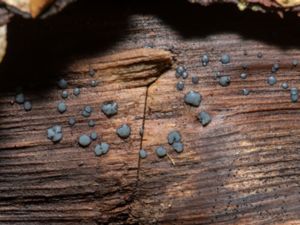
[1,1,300,224]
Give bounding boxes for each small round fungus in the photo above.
[281,82,289,89]
[23,101,32,111]
[15,93,25,104]
[82,110,91,118]
[88,120,96,127]
[139,149,148,159]
[176,66,186,78]
[219,76,231,87]
[184,91,202,107]
[176,81,185,91]
[242,64,248,70]
[47,125,63,143]
[116,124,131,139]
[90,131,98,140]
[167,131,181,145]
[61,90,68,99]
[84,106,92,113]
[240,73,248,80]
[191,75,199,84]
[95,142,110,156]
[201,54,209,67]
[101,101,118,117]
[290,88,299,103]
[57,79,68,89]
[182,71,189,79]
[57,102,67,113]
[198,111,212,126]
[78,135,91,147]
[292,59,299,67]
[242,89,250,96]
[172,142,184,153]
[156,146,167,158]
[257,52,263,58]
[91,80,98,87]
[73,87,80,96]
[68,117,76,126]
[89,67,95,77]
[220,54,230,64]
[271,63,280,73]
[267,75,277,86]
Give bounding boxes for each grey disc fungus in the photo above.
[156,146,167,158]
[15,93,25,104]
[116,124,131,139]
[84,106,92,113]
[176,81,185,91]
[61,90,68,99]
[172,142,184,153]
[242,64,248,70]
[182,71,189,79]
[290,88,299,103]
[23,101,32,111]
[78,134,92,147]
[242,89,250,96]
[240,72,248,80]
[90,131,98,140]
[219,76,231,87]
[73,87,80,96]
[57,102,67,113]
[184,91,202,107]
[220,54,230,64]
[281,82,289,89]
[175,66,186,78]
[267,75,277,86]
[167,131,181,145]
[257,52,263,58]
[82,106,92,117]
[88,120,96,127]
[57,79,68,89]
[292,59,299,67]
[271,63,280,73]
[201,54,209,66]
[91,80,98,87]
[139,149,148,159]
[95,142,110,156]
[198,111,212,127]
[191,75,199,84]
[47,125,63,143]
[89,67,95,77]
[101,101,118,117]
[82,110,91,117]
[68,117,76,126]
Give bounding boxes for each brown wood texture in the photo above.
[1,1,300,224]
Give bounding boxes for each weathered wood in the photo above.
[1,1,300,224]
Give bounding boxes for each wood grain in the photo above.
[1,1,300,224]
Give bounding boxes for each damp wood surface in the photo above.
[0,1,300,225]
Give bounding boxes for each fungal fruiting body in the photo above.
[175,66,186,78]
[57,79,68,89]
[198,111,212,126]
[201,54,209,66]
[242,89,250,96]
[78,135,92,147]
[15,93,25,104]
[220,54,230,64]
[88,120,96,127]
[23,101,32,111]
[101,101,118,117]
[292,59,299,67]
[182,71,189,79]
[176,81,185,91]
[61,90,68,99]
[271,63,280,73]
[281,82,289,89]
[57,102,67,113]
[139,149,148,159]
[95,142,110,156]
[184,91,202,107]
[116,124,131,138]
[167,131,181,145]
[219,76,231,87]
[82,106,92,117]
[73,88,80,96]
[267,75,277,86]
[290,88,299,103]
[90,132,98,140]
[191,75,199,84]
[91,80,98,87]
[156,146,167,158]
[47,125,63,143]
[257,52,263,58]
[68,117,76,126]
[240,73,248,80]
[172,142,184,153]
